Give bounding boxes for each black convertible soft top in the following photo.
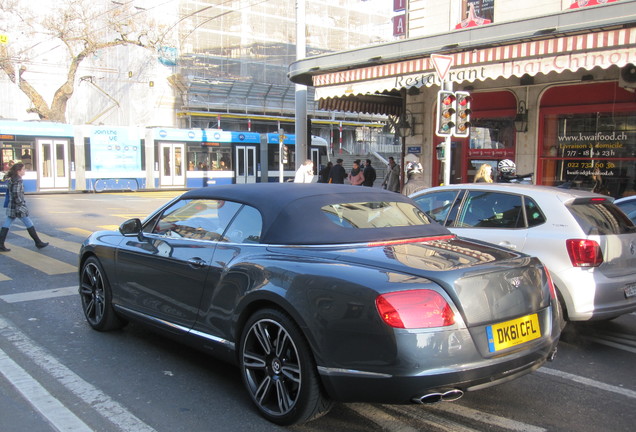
[181,183,450,245]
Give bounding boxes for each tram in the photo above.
[1,120,331,192]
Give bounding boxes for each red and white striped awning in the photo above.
[314,27,636,100]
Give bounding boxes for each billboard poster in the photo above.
[456,0,494,29]
[90,127,141,172]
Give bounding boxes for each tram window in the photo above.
[2,142,35,171]
[187,147,232,171]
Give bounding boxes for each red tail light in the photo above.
[376,290,455,329]
[566,239,603,267]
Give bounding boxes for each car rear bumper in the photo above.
[317,338,558,403]
[554,267,636,321]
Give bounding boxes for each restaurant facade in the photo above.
[288,0,636,198]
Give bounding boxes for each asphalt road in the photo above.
[0,191,635,432]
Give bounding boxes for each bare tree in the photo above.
[0,0,166,123]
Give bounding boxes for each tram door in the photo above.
[235,145,257,184]
[159,143,185,187]
[37,138,69,190]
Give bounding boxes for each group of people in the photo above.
[295,158,381,187]
[1,163,48,252]
[294,156,427,196]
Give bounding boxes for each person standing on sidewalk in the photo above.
[0,163,48,252]
[382,157,400,192]
[362,159,377,187]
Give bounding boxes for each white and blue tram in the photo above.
[0,120,330,192]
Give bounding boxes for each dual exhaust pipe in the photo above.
[411,389,464,404]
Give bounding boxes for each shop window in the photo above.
[539,110,636,198]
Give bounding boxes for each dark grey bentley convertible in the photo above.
[78,183,561,425]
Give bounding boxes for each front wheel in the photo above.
[79,256,125,331]
[239,309,332,425]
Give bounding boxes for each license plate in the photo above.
[626,283,636,299]
[486,313,541,353]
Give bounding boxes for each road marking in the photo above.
[0,272,11,282]
[347,404,424,432]
[584,335,636,354]
[0,315,157,432]
[0,243,75,275]
[0,286,77,303]
[426,402,546,432]
[12,230,81,254]
[97,225,120,230]
[0,347,93,432]
[61,227,93,238]
[539,367,636,399]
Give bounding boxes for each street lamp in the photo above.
[514,100,528,132]
[397,110,413,190]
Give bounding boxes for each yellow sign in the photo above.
[0,34,8,45]
[487,313,541,352]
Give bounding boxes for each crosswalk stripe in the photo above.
[0,286,77,303]
[97,225,120,231]
[0,243,75,275]
[61,227,93,238]
[12,230,81,255]
[0,273,11,282]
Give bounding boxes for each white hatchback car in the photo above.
[410,184,636,322]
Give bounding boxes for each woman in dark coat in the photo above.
[0,163,48,252]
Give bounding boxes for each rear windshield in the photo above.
[321,201,431,229]
[567,202,635,235]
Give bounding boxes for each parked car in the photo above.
[410,184,636,323]
[79,183,560,425]
[615,195,636,224]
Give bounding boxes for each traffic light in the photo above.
[436,90,456,137]
[454,91,472,137]
[281,145,289,164]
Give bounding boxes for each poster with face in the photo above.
[455,0,494,29]
[569,0,619,9]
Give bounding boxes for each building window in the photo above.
[539,110,636,198]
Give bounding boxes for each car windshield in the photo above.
[567,201,635,235]
[321,201,431,229]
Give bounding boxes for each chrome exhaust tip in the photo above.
[411,389,464,404]
[548,346,558,362]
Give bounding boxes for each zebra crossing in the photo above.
[0,190,183,281]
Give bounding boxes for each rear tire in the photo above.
[79,256,125,331]
[239,309,333,425]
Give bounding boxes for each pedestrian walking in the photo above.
[328,158,347,184]
[382,156,400,192]
[362,159,377,187]
[0,163,48,252]
[348,160,365,186]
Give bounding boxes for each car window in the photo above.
[458,191,523,228]
[567,201,635,235]
[412,190,460,224]
[524,197,546,227]
[223,205,262,243]
[321,201,431,229]
[148,199,242,241]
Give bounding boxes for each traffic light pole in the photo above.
[442,80,452,186]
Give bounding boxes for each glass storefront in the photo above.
[538,83,636,198]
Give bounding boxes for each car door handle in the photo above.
[498,241,517,250]
[187,258,207,268]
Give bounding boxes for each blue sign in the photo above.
[407,146,422,154]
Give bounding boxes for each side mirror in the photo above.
[119,218,142,236]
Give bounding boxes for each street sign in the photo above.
[431,54,453,82]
